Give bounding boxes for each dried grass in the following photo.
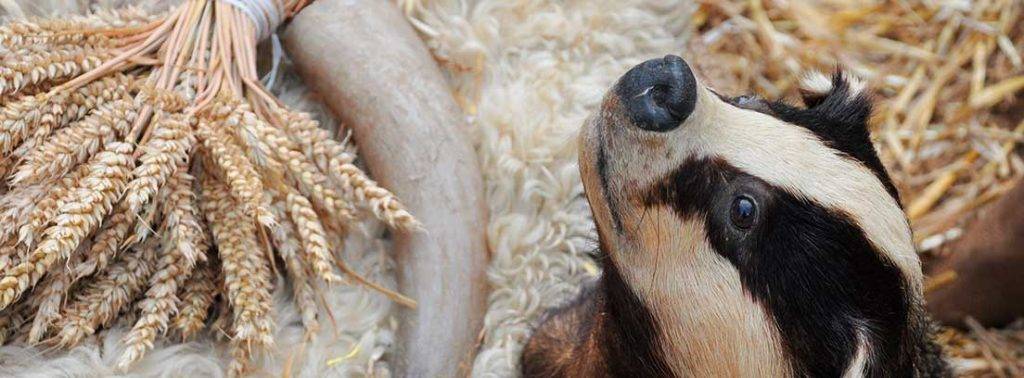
[0,0,418,373]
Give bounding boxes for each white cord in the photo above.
[260,33,284,90]
[219,0,284,41]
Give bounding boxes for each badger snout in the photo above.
[616,55,697,132]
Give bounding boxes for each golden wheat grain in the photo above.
[0,239,20,273]
[13,98,136,186]
[233,111,284,173]
[197,116,275,227]
[172,258,216,340]
[76,8,156,30]
[159,161,205,264]
[16,160,91,247]
[279,109,356,173]
[0,74,131,158]
[0,44,112,97]
[0,182,57,245]
[200,175,273,348]
[123,190,164,249]
[117,230,198,368]
[284,190,341,283]
[118,161,205,363]
[279,232,319,335]
[241,109,353,223]
[123,112,195,215]
[0,142,133,310]
[278,109,418,230]
[72,202,132,280]
[266,194,320,335]
[137,84,188,113]
[25,262,75,343]
[55,239,156,348]
[335,162,420,231]
[0,17,120,49]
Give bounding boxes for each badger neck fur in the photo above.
[521,56,950,377]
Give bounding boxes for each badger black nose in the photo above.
[616,55,697,132]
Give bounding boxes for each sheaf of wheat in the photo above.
[0,0,418,374]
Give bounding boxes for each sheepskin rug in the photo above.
[0,0,694,376]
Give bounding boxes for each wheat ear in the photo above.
[284,190,341,283]
[0,44,112,97]
[0,73,131,158]
[117,232,197,368]
[0,142,133,309]
[172,257,216,340]
[200,175,274,348]
[72,202,133,280]
[197,115,275,227]
[123,112,195,215]
[279,109,418,230]
[54,239,156,348]
[25,263,73,343]
[13,98,136,186]
[241,109,353,222]
[267,194,320,335]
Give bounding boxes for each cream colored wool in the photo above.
[402,0,693,375]
[0,0,692,376]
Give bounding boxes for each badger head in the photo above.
[580,55,926,376]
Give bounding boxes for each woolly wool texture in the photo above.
[0,0,693,376]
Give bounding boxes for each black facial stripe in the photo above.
[595,123,624,232]
[647,157,912,376]
[598,247,676,377]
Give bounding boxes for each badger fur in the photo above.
[521,55,950,377]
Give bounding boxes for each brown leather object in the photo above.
[283,1,490,376]
[926,179,1024,327]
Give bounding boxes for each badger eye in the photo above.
[730,196,758,229]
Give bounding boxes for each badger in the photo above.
[521,55,951,377]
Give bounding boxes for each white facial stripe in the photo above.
[648,84,921,291]
[616,209,790,377]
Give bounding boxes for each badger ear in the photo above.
[797,71,872,126]
[785,71,899,199]
[798,71,834,108]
